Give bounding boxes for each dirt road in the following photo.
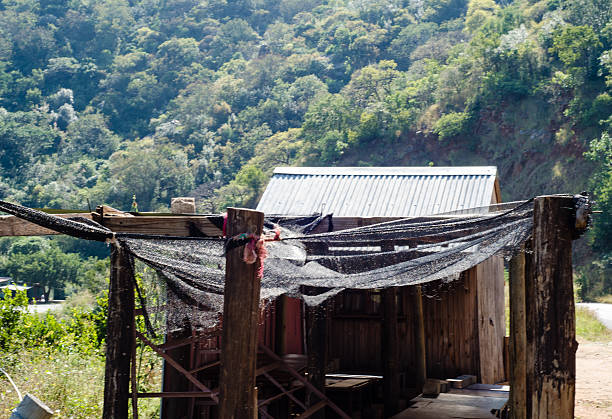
[575,339,612,418]
[577,303,612,330]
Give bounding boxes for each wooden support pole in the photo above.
[412,285,427,393]
[523,196,578,418]
[275,295,288,355]
[103,243,135,419]
[509,246,526,419]
[382,287,400,417]
[306,303,328,419]
[219,207,264,419]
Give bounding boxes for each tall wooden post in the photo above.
[306,303,328,419]
[103,242,135,419]
[412,285,427,393]
[509,246,526,419]
[275,295,288,355]
[382,287,400,417]
[219,207,264,419]
[521,196,577,418]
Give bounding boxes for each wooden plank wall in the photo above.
[328,277,483,383]
[476,256,506,384]
[421,273,480,381]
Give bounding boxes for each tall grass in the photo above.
[576,306,612,342]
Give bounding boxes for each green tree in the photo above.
[2,241,83,302]
[585,132,612,253]
[105,138,196,211]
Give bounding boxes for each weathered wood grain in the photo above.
[103,243,135,419]
[0,213,93,236]
[526,196,577,418]
[509,247,526,419]
[382,287,400,416]
[219,207,264,419]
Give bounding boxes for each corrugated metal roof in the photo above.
[256,166,498,217]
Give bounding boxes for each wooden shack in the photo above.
[256,166,506,386]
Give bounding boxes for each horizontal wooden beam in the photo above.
[101,215,223,237]
[0,213,93,236]
[131,392,214,399]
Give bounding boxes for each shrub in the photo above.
[433,111,471,141]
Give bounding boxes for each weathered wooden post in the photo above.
[306,303,328,419]
[412,285,427,393]
[509,244,527,418]
[512,195,578,418]
[382,287,400,417]
[103,242,135,419]
[219,207,264,419]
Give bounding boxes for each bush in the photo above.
[0,289,107,354]
[433,111,471,141]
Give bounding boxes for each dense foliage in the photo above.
[0,0,611,296]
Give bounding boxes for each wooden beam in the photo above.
[219,207,264,419]
[509,245,526,419]
[382,287,400,417]
[412,285,427,394]
[101,215,223,237]
[103,243,135,419]
[525,196,577,418]
[0,213,93,236]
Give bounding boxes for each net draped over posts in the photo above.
[0,199,535,335]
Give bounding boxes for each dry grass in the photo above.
[0,348,162,418]
[576,307,612,342]
[0,349,104,418]
[594,294,612,304]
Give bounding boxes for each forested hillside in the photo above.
[0,0,611,297]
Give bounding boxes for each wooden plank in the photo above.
[103,243,135,419]
[476,256,505,384]
[133,392,213,398]
[297,400,326,419]
[275,295,288,355]
[509,247,527,419]
[102,215,223,237]
[219,207,264,419]
[306,302,328,419]
[526,196,577,418]
[412,285,427,393]
[446,375,476,389]
[382,287,400,417]
[0,213,93,236]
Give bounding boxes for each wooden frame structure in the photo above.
[0,195,585,418]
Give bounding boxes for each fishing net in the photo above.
[0,199,534,336]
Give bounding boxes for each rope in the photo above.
[0,366,22,402]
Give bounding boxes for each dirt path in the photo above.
[575,339,612,418]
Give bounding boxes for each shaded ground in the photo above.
[575,339,612,419]
[391,337,612,419]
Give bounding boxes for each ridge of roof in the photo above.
[272,166,498,176]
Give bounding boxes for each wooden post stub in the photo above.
[219,207,264,419]
[382,287,400,417]
[525,196,577,418]
[10,394,54,419]
[103,243,135,419]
